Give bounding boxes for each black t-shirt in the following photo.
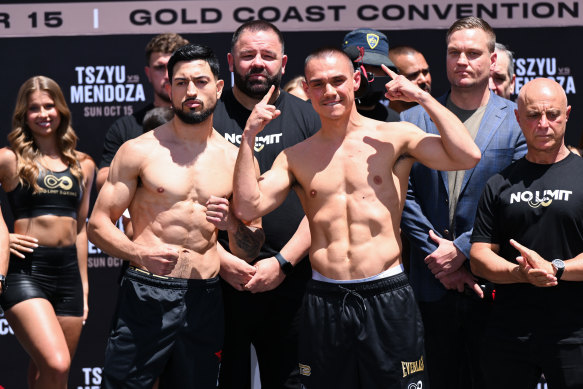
[471,153,583,344]
[213,89,321,290]
[98,103,154,168]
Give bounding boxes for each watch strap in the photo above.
[274,252,293,275]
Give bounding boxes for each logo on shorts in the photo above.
[408,381,423,389]
[401,355,424,378]
[298,363,311,376]
[366,33,379,49]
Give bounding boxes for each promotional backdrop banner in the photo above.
[0,1,580,387]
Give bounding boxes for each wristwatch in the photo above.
[275,252,293,275]
[552,259,565,280]
[0,274,6,294]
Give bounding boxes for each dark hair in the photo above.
[145,33,189,65]
[231,20,284,54]
[143,107,174,131]
[446,16,496,53]
[167,44,220,83]
[304,46,352,76]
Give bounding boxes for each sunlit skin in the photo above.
[489,48,515,99]
[515,77,571,164]
[0,87,95,389]
[234,51,481,281]
[145,52,172,106]
[26,91,61,138]
[391,52,432,93]
[470,78,576,288]
[447,28,496,108]
[388,50,432,112]
[89,58,262,280]
[228,29,287,110]
[170,60,223,122]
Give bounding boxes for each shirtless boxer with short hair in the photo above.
[232,47,481,389]
[88,43,264,389]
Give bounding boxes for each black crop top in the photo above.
[6,166,83,220]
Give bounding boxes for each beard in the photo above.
[233,63,283,99]
[173,99,216,124]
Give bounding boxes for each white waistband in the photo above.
[311,264,404,284]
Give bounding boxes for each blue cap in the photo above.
[342,28,394,68]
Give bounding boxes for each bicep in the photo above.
[406,128,460,171]
[93,145,141,222]
[256,151,295,213]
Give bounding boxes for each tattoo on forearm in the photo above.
[233,221,265,260]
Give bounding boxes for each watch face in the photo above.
[552,259,565,270]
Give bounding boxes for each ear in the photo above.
[566,105,572,121]
[353,68,361,91]
[509,74,516,95]
[514,108,520,126]
[227,53,234,73]
[281,54,288,75]
[216,79,225,99]
[490,51,497,71]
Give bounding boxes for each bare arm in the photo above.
[382,65,481,171]
[0,207,10,284]
[95,166,109,192]
[233,86,294,221]
[76,155,96,321]
[470,241,528,284]
[205,195,265,261]
[87,141,179,275]
[245,216,311,293]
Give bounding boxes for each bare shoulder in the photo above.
[115,130,159,162]
[0,147,17,166]
[211,129,240,164]
[0,147,17,182]
[76,151,96,167]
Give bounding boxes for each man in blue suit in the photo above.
[400,16,526,389]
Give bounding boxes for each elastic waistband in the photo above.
[307,272,410,297]
[125,266,220,290]
[312,264,404,284]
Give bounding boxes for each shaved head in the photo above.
[515,77,571,161]
[304,47,353,77]
[517,78,568,112]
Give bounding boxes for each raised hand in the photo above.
[381,64,426,103]
[244,85,281,137]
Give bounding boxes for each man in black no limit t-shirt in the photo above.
[215,21,320,389]
[471,78,583,388]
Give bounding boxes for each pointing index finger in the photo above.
[509,239,526,254]
[261,85,276,104]
[381,64,398,79]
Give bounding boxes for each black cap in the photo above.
[342,28,394,68]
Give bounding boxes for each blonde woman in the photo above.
[0,76,95,388]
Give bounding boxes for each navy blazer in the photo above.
[400,91,527,302]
